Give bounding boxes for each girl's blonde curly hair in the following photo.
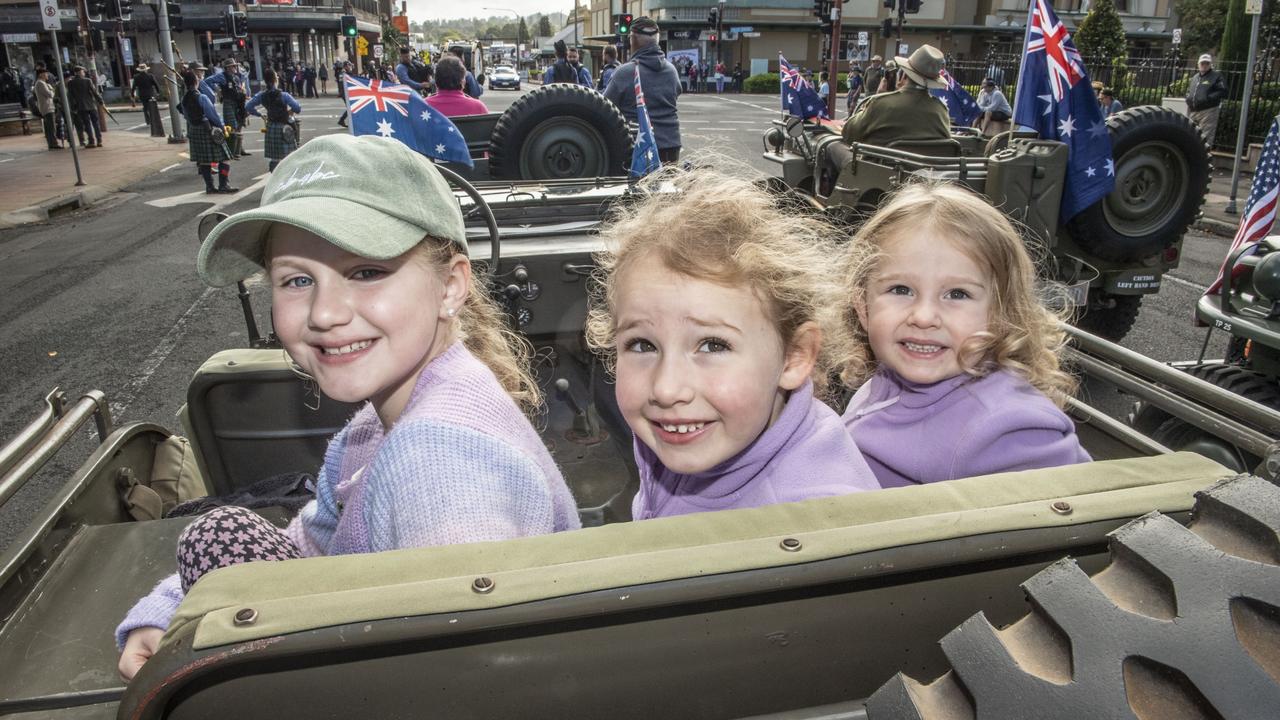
[584,166,859,400]
[838,181,1077,406]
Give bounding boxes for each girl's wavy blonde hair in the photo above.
[839,181,1077,406]
[584,167,858,400]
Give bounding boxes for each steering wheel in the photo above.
[432,163,500,272]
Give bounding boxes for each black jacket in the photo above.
[132,71,159,100]
[66,76,101,113]
[1187,69,1227,111]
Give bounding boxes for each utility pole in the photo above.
[715,0,724,66]
[39,0,84,185]
[157,0,183,142]
[1227,0,1266,215]
[826,1,841,117]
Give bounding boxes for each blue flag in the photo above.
[779,55,828,120]
[1013,0,1113,220]
[932,69,981,127]
[630,70,661,178]
[345,76,473,168]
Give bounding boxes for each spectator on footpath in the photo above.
[1186,53,1227,147]
[700,59,709,92]
[34,68,59,150]
[975,77,1013,134]
[846,66,864,116]
[1099,87,1122,116]
[427,56,488,117]
[568,47,594,89]
[715,60,726,93]
[818,71,830,97]
[600,45,619,90]
[318,63,328,95]
[131,64,165,136]
[864,55,885,97]
[733,63,744,92]
[304,64,317,98]
[687,61,698,93]
[603,16,682,163]
[66,66,103,148]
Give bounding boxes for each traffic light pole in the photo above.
[157,4,184,142]
[826,3,840,118]
[47,28,85,186]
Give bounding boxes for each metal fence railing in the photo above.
[942,54,1280,152]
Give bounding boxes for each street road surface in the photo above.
[0,86,1236,550]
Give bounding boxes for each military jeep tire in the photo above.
[866,474,1280,719]
[1066,106,1210,264]
[489,84,632,180]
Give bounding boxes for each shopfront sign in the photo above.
[3,33,40,42]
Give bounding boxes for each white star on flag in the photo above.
[447,126,455,132]
[1085,166,1096,177]
[1039,94,1054,116]
[788,94,795,103]
[1105,158,1115,176]
[421,111,431,121]
[376,119,395,137]
[1088,120,1108,138]
[1058,115,1076,137]
[435,143,446,153]
[805,104,813,112]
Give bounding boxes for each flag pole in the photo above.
[1226,2,1264,215]
[1011,0,1036,129]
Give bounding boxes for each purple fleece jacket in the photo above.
[843,368,1091,488]
[631,381,880,520]
[115,342,580,648]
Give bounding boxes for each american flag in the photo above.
[344,75,472,167]
[1013,0,1113,221]
[1207,117,1280,295]
[630,70,660,178]
[779,54,827,120]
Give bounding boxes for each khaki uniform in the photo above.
[842,85,950,147]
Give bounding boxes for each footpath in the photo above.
[0,100,1257,236]
[0,102,186,229]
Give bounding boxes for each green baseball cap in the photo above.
[197,134,467,287]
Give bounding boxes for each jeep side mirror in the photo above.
[198,212,229,244]
[784,115,805,138]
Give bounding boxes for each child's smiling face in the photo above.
[859,229,991,385]
[613,256,815,474]
[268,225,462,427]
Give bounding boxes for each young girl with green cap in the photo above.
[116,134,580,681]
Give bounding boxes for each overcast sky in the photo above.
[405,0,575,22]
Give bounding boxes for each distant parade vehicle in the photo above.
[487,65,521,91]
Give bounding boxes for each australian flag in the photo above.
[779,55,828,120]
[631,70,661,178]
[931,69,981,127]
[344,76,473,168]
[1013,0,1113,220]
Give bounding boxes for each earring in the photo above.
[446,307,456,317]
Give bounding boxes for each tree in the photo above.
[518,17,529,44]
[1219,0,1251,67]
[1074,0,1127,60]
[1174,0,1230,55]
[537,15,552,37]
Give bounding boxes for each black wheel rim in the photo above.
[519,117,608,179]
[1103,139,1189,237]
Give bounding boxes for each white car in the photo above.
[489,65,520,90]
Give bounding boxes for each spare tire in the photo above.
[489,84,632,180]
[1066,106,1210,264]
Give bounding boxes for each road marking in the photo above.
[696,95,780,114]
[1164,273,1207,293]
[127,123,148,131]
[0,158,12,163]
[109,286,217,418]
[159,162,182,173]
[145,173,271,212]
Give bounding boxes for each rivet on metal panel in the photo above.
[233,608,258,626]
[227,360,238,367]
[472,576,495,594]
[1051,500,1073,515]
[780,537,802,552]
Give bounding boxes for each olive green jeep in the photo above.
[0,174,1276,719]
[762,107,1211,342]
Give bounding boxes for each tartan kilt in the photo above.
[187,122,231,164]
[264,121,299,160]
[221,100,240,129]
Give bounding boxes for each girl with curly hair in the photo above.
[587,168,879,520]
[839,182,1090,487]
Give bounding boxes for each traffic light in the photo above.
[616,13,632,35]
[707,8,718,25]
[87,0,107,22]
[340,14,358,37]
[231,11,247,37]
[707,32,717,43]
[223,11,234,36]
[236,38,246,49]
[902,0,921,12]
[116,0,131,21]
[880,17,894,37]
[883,0,895,8]
[165,0,182,31]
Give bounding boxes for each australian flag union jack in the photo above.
[1207,118,1280,295]
[931,69,980,127]
[1013,0,1113,220]
[779,55,827,120]
[630,70,661,178]
[344,76,472,167]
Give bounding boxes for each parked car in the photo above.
[488,65,520,90]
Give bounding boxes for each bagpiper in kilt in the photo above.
[180,68,238,194]
[246,69,303,172]
[219,60,249,158]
